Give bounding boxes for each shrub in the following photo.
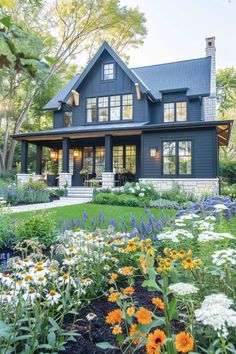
[124,182,158,199]
[3,187,50,205]
[149,199,194,210]
[158,184,196,203]
[15,211,57,246]
[22,179,47,191]
[0,209,15,248]
[93,192,148,207]
[219,160,236,184]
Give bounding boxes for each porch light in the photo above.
[74,149,80,157]
[150,148,158,157]
[50,150,57,160]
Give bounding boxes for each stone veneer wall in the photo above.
[58,173,72,187]
[102,172,114,188]
[139,178,219,197]
[17,174,42,184]
[203,37,216,122]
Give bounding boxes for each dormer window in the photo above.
[164,102,187,122]
[103,63,115,80]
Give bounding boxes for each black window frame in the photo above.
[86,94,133,123]
[163,101,187,122]
[162,140,193,177]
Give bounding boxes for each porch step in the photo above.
[67,187,94,200]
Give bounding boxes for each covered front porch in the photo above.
[17,133,141,188]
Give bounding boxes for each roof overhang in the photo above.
[12,120,233,144]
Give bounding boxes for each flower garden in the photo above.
[0,193,235,353]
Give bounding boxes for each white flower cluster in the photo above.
[169,282,199,296]
[198,231,234,242]
[214,204,228,211]
[193,220,214,231]
[195,294,236,337]
[212,249,236,266]
[175,213,200,227]
[158,229,194,243]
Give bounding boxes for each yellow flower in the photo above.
[108,292,122,303]
[112,325,122,335]
[109,273,118,284]
[120,267,133,276]
[124,240,138,253]
[136,308,152,325]
[182,258,196,270]
[127,306,135,316]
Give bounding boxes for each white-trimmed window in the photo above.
[103,63,115,80]
[122,94,133,120]
[110,95,121,121]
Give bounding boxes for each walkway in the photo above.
[7,197,90,213]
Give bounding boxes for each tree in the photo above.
[0,0,147,172]
[217,68,236,160]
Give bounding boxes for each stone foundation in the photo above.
[102,172,114,188]
[58,173,72,187]
[17,173,43,185]
[139,178,219,197]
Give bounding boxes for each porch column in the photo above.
[103,135,114,188]
[21,140,28,173]
[105,135,112,172]
[62,137,70,173]
[59,137,72,188]
[36,145,43,175]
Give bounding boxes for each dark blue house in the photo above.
[13,37,232,196]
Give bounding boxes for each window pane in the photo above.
[125,145,136,174]
[122,94,133,120]
[103,63,114,80]
[110,96,120,121]
[86,98,96,123]
[163,141,176,175]
[176,102,187,121]
[179,141,191,175]
[98,96,108,121]
[83,147,93,174]
[164,103,175,122]
[95,146,105,177]
[113,146,124,173]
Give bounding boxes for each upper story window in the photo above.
[164,101,187,122]
[122,94,133,120]
[87,98,97,123]
[64,111,72,127]
[98,96,109,122]
[103,63,115,80]
[163,140,192,176]
[86,94,133,123]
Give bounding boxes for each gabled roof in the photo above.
[43,42,212,110]
[131,57,211,100]
[43,42,150,111]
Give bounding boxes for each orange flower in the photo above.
[127,306,135,316]
[139,257,147,274]
[151,297,164,310]
[106,309,123,325]
[136,308,152,325]
[123,286,135,296]
[112,325,122,335]
[175,332,194,353]
[109,273,118,284]
[120,267,133,276]
[146,329,166,354]
[108,292,122,303]
[129,323,146,344]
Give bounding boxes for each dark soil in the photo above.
[64,279,183,354]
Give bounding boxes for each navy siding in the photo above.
[53,111,64,129]
[72,50,148,126]
[142,128,217,178]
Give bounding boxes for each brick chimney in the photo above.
[203,37,216,121]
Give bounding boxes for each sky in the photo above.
[120,0,236,70]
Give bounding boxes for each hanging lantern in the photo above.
[74,149,79,157]
[50,150,57,160]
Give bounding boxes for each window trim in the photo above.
[163,101,187,123]
[102,62,116,81]
[86,94,133,124]
[162,139,193,177]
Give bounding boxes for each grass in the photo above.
[12,203,176,230]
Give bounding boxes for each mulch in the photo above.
[64,279,183,354]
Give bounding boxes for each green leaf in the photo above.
[169,298,179,320]
[47,331,56,347]
[142,279,162,292]
[96,342,118,349]
[48,317,60,331]
[0,16,13,28]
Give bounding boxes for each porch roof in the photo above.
[12,120,233,146]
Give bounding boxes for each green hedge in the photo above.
[220,160,236,184]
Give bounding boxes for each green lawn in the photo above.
[12,203,176,230]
